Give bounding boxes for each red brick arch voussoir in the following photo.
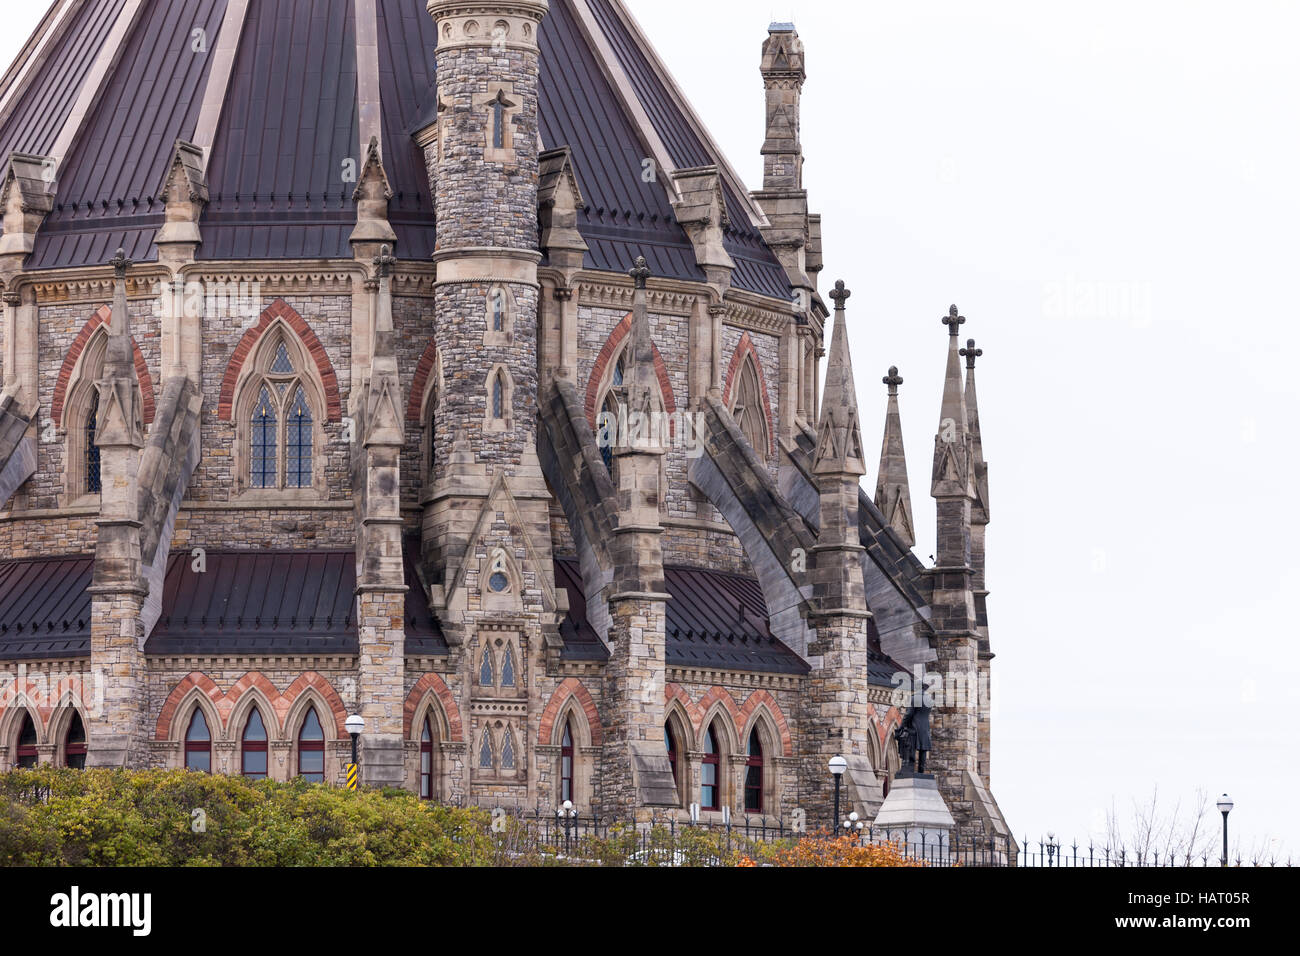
[406,340,439,423]
[584,312,677,430]
[217,298,342,422]
[51,304,156,428]
[538,678,602,747]
[403,673,463,742]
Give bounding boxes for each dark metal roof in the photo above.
[4,0,791,300]
[28,0,228,269]
[554,557,809,675]
[0,556,93,660]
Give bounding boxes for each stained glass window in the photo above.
[298,706,324,783]
[286,387,313,488]
[479,647,494,686]
[251,386,277,488]
[501,728,516,770]
[242,708,268,780]
[479,731,494,770]
[86,390,101,493]
[185,709,211,773]
[270,342,295,373]
[65,713,87,770]
[500,645,516,686]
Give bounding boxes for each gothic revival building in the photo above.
[0,0,1010,841]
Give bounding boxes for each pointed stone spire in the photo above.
[961,339,989,524]
[931,305,973,499]
[812,280,865,478]
[875,366,915,547]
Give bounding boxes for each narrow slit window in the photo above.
[286,386,313,489]
[251,386,277,488]
[501,728,516,770]
[298,706,325,783]
[500,645,516,687]
[479,647,494,686]
[420,717,434,800]
[86,390,102,493]
[241,708,268,780]
[15,714,37,769]
[492,375,504,419]
[479,730,494,770]
[184,709,211,773]
[65,712,87,770]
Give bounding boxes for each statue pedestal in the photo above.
[873,773,955,863]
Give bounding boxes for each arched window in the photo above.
[15,714,38,769]
[501,727,516,770]
[64,712,87,769]
[85,391,102,493]
[598,354,625,474]
[491,287,506,332]
[479,646,495,686]
[184,709,211,772]
[238,329,322,492]
[478,729,494,770]
[559,720,574,803]
[731,355,769,456]
[241,708,268,780]
[298,706,324,783]
[500,644,516,687]
[664,722,678,793]
[744,728,764,813]
[492,373,504,419]
[701,725,721,811]
[420,717,434,800]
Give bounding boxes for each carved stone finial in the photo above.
[960,338,983,369]
[883,366,903,394]
[829,280,850,310]
[109,248,132,280]
[629,255,651,289]
[373,244,396,279]
[943,305,965,335]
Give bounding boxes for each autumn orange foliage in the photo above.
[740,834,926,868]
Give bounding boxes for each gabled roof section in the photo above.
[0,556,93,660]
[27,0,227,269]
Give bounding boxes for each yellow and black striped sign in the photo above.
[346,763,358,791]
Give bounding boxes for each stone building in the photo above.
[0,0,1010,841]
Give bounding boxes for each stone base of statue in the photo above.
[872,773,955,863]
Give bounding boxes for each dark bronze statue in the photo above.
[894,705,932,774]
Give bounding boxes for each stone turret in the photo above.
[875,366,915,547]
[927,306,982,835]
[85,250,147,768]
[601,257,677,815]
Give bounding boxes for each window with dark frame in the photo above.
[665,723,678,797]
[560,720,574,804]
[64,712,87,769]
[298,706,325,783]
[241,707,268,780]
[85,390,101,493]
[701,725,721,811]
[744,728,764,813]
[184,709,211,772]
[420,717,434,800]
[15,714,37,769]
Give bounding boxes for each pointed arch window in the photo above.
[15,714,37,769]
[479,646,495,686]
[559,720,575,803]
[64,713,87,769]
[744,728,764,813]
[492,374,505,419]
[239,329,322,492]
[85,391,102,493]
[420,717,434,800]
[598,354,626,474]
[501,727,516,770]
[298,706,324,783]
[184,709,211,772]
[664,722,679,794]
[701,725,721,811]
[478,729,494,770]
[491,287,506,332]
[732,356,769,456]
[500,644,516,687]
[241,708,268,780]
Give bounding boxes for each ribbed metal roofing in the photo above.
[0,555,93,660]
[0,0,791,300]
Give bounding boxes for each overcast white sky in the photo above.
[4,1,1297,857]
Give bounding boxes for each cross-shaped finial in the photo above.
[373,244,396,279]
[829,280,850,311]
[943,304,965,335]
[883,366,903,395]
[109,248,132,280]
[960,338,983,369]
[629,255,651,289]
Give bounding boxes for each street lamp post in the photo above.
[557,799,577,855]
[842,811,864,844]
[829,756,847,835]
[1217,794,1233,867]
[345,714,364,789]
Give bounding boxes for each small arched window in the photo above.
[298,706,324,783]
[598,354,625,474]
[500,645,516,687]
[559,720,575,803]
[241,708,268,780]
[64,713,87,769]
[15,714,38,769]
[184,709,211,772]
[491,287,506,332]
[240,330,320,491]
[664,722,679,794]
[501,727,516,770]
[701,725,721,811]
[420,717,434,800]
[731,356,769,456]
[85,391,102,493]
[492,374,504,419]
[744,728,764,813]
[478,729,494,770]
[479,646,494,686]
